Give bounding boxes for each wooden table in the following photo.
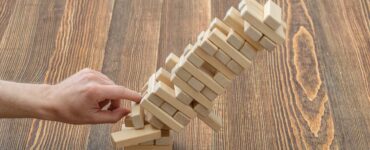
[0,0,369,149]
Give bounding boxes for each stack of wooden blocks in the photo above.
[111,0,286,149]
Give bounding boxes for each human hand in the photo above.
[42,68,142,124]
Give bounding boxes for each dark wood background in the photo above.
[0,0,369,149]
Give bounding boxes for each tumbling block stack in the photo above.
[111,0,286,149]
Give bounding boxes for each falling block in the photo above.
[128,101,144,129]
[197,112,222,132]
[263,0,282,30]
[111,125,161,148]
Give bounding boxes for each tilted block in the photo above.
[183,44,193,55]
[226,30,244,49]
[199,38,218,56]
[173,111,191,126]
[215,50,231,65]
[197,112,222,132]
[197,31,205,42]
[147,93,164,107]
[174,86,193,105]
[124,115,134,127]
[201,87,218,101]
[128,101,144,129]
[165,53,180,72]
[209,18,231,36]
[227,60,244,75]
[193,103,212,117]
[172,65,192,81]
[263,0,282,30]
[145,112,169,130]
[244,21,263,41]
[213,72,232,88]
[160,102,177,116]
[111,125,161,148]
[259,36,276,51]
[156,68,173,87]
[187,77,205,92]
[185,51,205,68]
[239,42,258,61]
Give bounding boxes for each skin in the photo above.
[0,68,142,124]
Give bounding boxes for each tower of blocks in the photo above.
[111,0,286,149]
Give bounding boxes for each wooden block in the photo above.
[160,102,177,116]
[165,53,180,72]
[156,68,173,87]
[213,72,232,88]
[153,81,197,118]
[226,30,244,49]
[183,44,193,55]
[214,50,231,64]
[174,86,193,105]
[124,116,134,127]
[208,18,231,35]
[195,45,236,80]
[139,140,155,146]
[172,65,192,81]
[259,36,276,51]
[199,38,218,56]
[111,125,161,148]
[187,77,204,92]
[178,57,224,94]
[239,42,258,60]
[197,31,205,42]
[244,21,263,41]
[173,111,191,126]
[185,52,204,68]
[141,97,184,132]
[263,0,282,30]
[145,112,168,130]
[124,145,173,150]
[238,0,246,10]
[197,112,222,132]
[155,137,173,146]
[147,93,164,107]
[170,75,213,110]
[194,103,212,117]
[201,87,218,101]
[161,129,171,137]
[226,60,244,75]
[240,1,285,43]
[223,8,264,50]
[148,74,156,93]
[200,62,217,76]
[208,28,251,68]
[129,101,144,129]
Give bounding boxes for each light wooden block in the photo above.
[223,8,264,50]
[194,103,212,117]
[147,74,156,93]
[111,125,161,148]
[197,112,222,132]
[209,18,231,35]
[165,53,180,72]
[170,75,213,110]
[208,28,251,69]
[173,111,191,126]
[214,50,231,65]
[124,116,134,127]
[161,129,171,137]
[239,42,258,60]
[147,93,164,107]
[244,21,263,41]
[263,0,282,30]
[145,112,168,130]
[197,31,205,42]
[129,101,144,129]
[139,140,155,146]
[184,44,193,55]
[174,86,193,105]
[155,137,173,146]
[153,81,197,118]
[240,1,285,43]
[199,39,218,56]
[160,102,177,116]
[194,45,236,80]
[213,72,232,88]
[187,77,205,92]
[186,52,204,68]
[172,65,192,81]
[226,30,244,49]
[259,36,276,51]
[156,68,173,87]
[124,145,173,150]
[238,0,246,10]
[141,97,184,132]
[201,87,218,101]
[227,60,244,75]
[200,62,217,76]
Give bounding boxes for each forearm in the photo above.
[0,80,52,119]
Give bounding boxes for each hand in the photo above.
[42,68,142,124]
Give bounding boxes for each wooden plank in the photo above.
[155,68,173,87]
[160,102,177,116]
[174,86,193,105]
[215,50,232,64]
[111,125,161,148]
[244,21,263,41]
[128,101,145,129]
[187,77,205,91]
[165,53,180,72]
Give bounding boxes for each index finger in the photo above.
[97,85,142,102]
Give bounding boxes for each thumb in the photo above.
[93,107,131,124]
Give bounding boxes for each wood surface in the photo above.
[0,0,369,149]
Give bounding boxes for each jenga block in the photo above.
[213,72,232,88]
[214,50,231,65]
[184,44,193,55]
[172,65,192,81]
[139,140,155,145]
[124,145,173,150]
[240,1,285,43]
[259,36,276,51]
[111,125,161,148]
[156,68,173,87]
[155,137,173,146]
[187,77,205,92]
[147,93,164,107]
[154,81,197,118]
[185,52,204,68]
[194,103,212,116]
[223,8,264,50]
[171,75,213,110]
[197,112,222,132]
[201,87,218,101]
[178,57,224,94]
[148,74,156,93]
[226,30,244,49]
[174,86,193,105]
[128,101,144,129]
[141,97,184,132]
[165,53,180,72]
[244,21,263,41]
[197,31,205,42]
[239,42,258,60]
[226,60,244,75]
[124,116,134,127]
[238,0,246,10]
[160,102,177,116]
[145,112,168,130]
[199,39,218,56]
[263,0,282,30]
[200,62,217,76]
[173,111,191,126]
[208,28,251,68]
[161,129,171,137]
[209,18,231,35]
[195,45,236,80]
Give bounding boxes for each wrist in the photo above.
[33,84,59,121]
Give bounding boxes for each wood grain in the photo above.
[0,0,369,149]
